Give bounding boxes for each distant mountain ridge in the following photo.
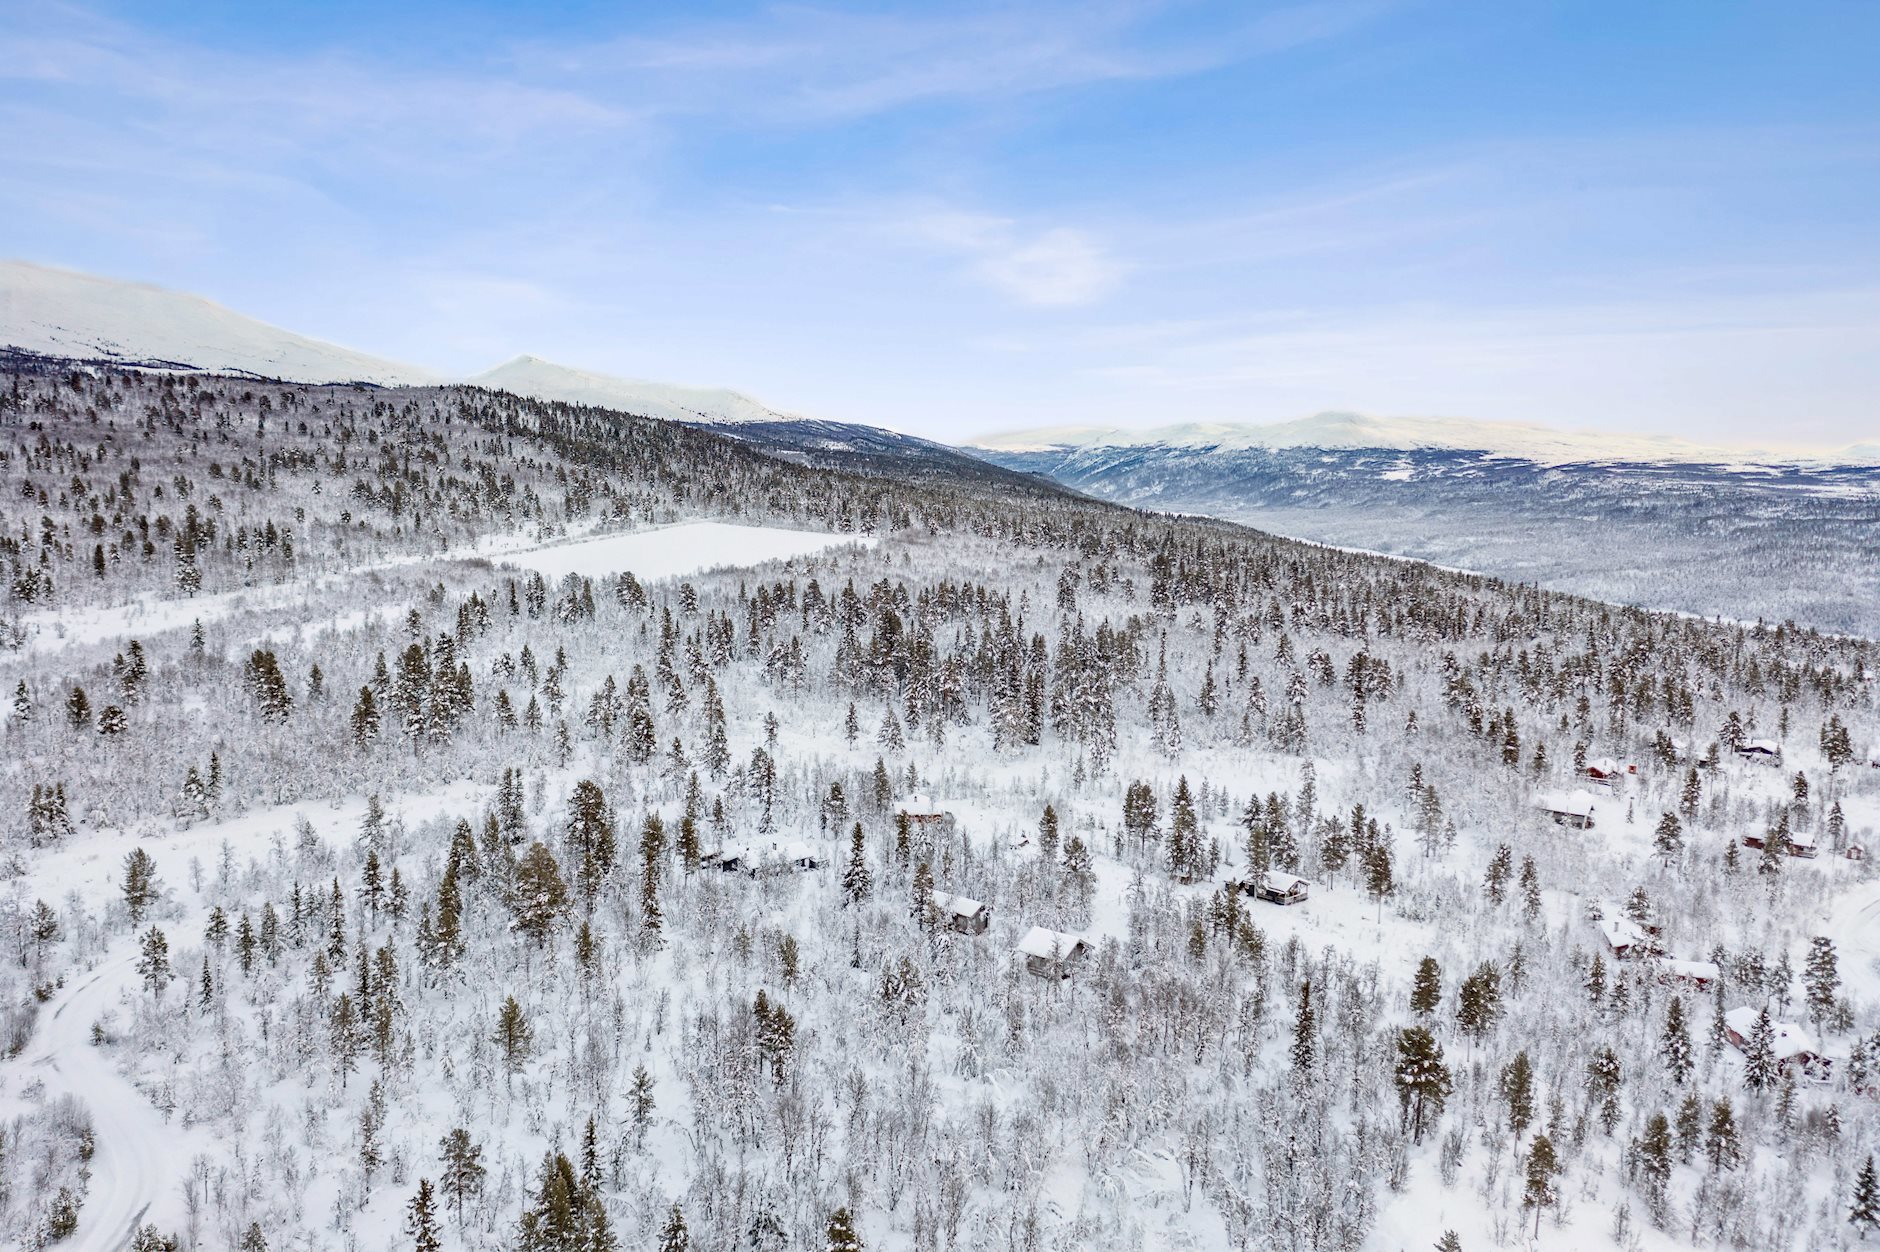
[973,413,1878,468]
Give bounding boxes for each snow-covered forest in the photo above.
[3,355,1879,1252]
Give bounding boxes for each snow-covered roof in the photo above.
[1659,958,1721,982]
[1738,739,1781,755]
[1587,757,1623,775]
[1536,789,1597,817]
[1016,926,1086,960]
[1261,870,1307,893]
[1723,1007,1818,1060]
[932,891,986,919]
[1600,917,1647,950]
[1788,828,1819,850]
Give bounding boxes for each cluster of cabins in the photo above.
[1588,904,1835,1082]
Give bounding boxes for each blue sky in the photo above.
[4,0,1878,444]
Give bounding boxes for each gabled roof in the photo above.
[1261,870,1307,893]
[932,890,986,919]
[1600,917,1647,950]
[1723,1006,1818,1060]
[1737,739,1782,755]
[1536,789,1597,818]
[1016,925,1086,960]
[1659,958,1721,982]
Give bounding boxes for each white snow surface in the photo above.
[490,522,874,582]
[0,260,434,386]
[969,410,1872,466]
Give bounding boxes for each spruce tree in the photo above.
[1394,1025,1453,1143]
[1291,980,1316,1082]
[658,1205,690,1252]
[825,1206,863,1252]
[1411,956,1442,1016]
[1852,1155,1880,1240]
[1806,936,1841,1031]
[1661,996,1694,1085]
[406,1178,442,1252]
[841,823,873,906]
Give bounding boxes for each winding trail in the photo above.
[14,956,177,1252]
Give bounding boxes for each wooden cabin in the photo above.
[1017,926,1090,980]
[1536,790,1597,830]
[1723,1006,1831,1081]
[931,891,991,936]
[1741,829,1819,859]
[714,841,822,877]
[1600,917,1650,960]
[1734,740,1783,766]
[1253,870,1310,906]
[1656,958,1722,992]
[899,795,955,833]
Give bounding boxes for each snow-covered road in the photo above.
[19,958,177,1252]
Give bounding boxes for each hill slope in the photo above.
[0,260,434,386]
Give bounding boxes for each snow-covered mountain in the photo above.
[973,412,1874,467]
[0,260,436,387]
[466,354,795,426]
[0,261,806,428]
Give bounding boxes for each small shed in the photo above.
[1536,790,1598,830]
[1254,871,1310,906]
[931,891,991,936]
[1017,926,1090,980]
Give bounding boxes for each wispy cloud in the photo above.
[908,211,1126,307]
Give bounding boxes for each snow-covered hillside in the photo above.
[468,355,797,425]
[0,260,435,387]
[2,362,1879,1252]
[972,412,1874,467]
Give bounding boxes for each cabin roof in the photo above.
[1016,925,1086,960]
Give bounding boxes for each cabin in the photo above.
[899,795,955,832]
[1656,958,1722,992]
[1734,739,1783,766]
[1584,758,1635,789]
[930,890,991,936]
[714,841,822,877]
[1849,845,1866,863]
[1535,790,1597,830]
[1253,871,1310,906]
[1741,829,1819,859]
[1017,926,1090,980]
[1723,1006,1831,1081]
[1600,917,1650,960]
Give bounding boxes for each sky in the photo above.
[3,0,1878,446]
